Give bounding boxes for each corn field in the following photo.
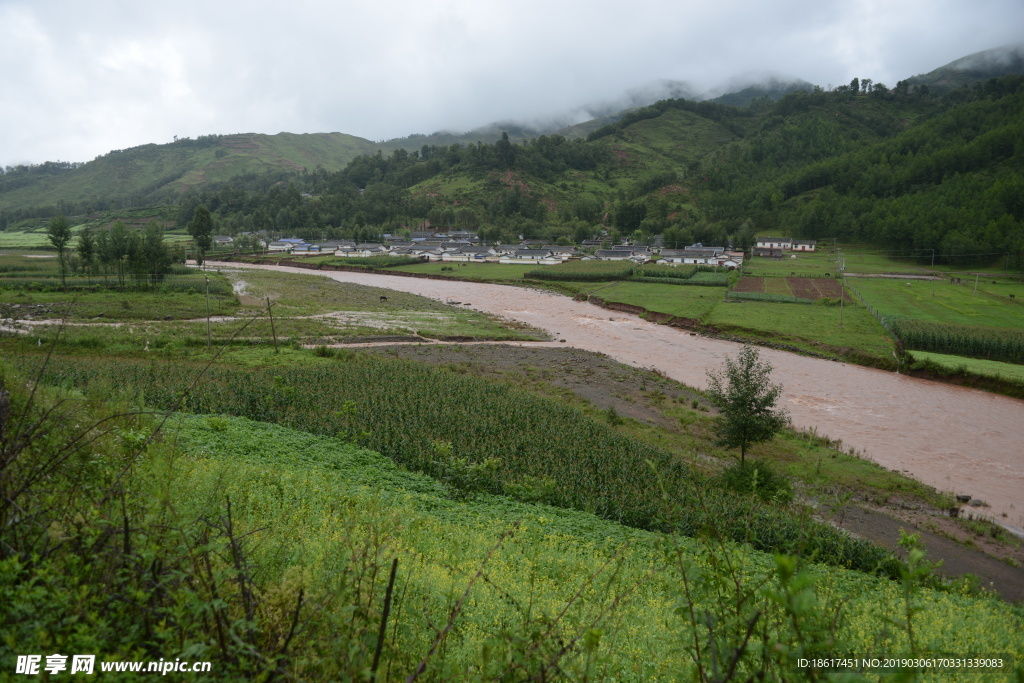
[31,352,899,575]
[886,316,1024,364]
[525,260,636,281]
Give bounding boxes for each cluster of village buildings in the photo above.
[214,231,814,267]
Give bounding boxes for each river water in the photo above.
[213,262,1024,527]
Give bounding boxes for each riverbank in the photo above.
[209,260,1024,529]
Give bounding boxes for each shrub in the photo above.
[719,460,794,504]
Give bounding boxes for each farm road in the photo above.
[211,262,1024,529]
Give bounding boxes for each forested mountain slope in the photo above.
[162,74,1023,267]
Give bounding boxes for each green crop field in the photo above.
[849,277,1024,329]
[0,231,57,249]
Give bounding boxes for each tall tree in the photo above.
[141,222,172,283]
[107,221,131,288]
[705,345,789,464]
[496,132,515,169]
[76,226,95,275]
[188,204,214,265]
[46,215,72,288]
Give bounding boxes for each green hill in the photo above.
[0,131,378,216]
[907,44,1024,93]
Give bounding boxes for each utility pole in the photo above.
[205,276,212,348]
[838,253,845,328]
[267,296,278,353]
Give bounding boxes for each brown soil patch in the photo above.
[733,277,766,294]
[734,277,852,301]
[788,277,852,301]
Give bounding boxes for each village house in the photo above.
[756,236,793,250]
[408,246,445,260]
[499,248,561,265]
[294,244,327,256]
[442,246,496,262]
[319,240,355,251]
[594,249,649,263]
[542,245,577,261]
[721,251,745,268]
[439,241,473,252]
[333,243,389,258]
[268,238,307,253]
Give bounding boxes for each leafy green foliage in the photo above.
[705,346,790,463]
[187,204,214,262]
[718,460,793,503]
[45,215,72,286]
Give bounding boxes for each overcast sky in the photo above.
[3,0,1023,166]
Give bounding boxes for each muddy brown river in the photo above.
[213,263,1024,528]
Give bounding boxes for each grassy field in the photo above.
[909,350,1024,383]
[708,299,893,359]
[224,267,546,340]
[0,231,57,249]
[745,251,843,277]
[744,244,1023,278]
[849,277,1024,329]
[1,262,546,347]
[0,263,240,320]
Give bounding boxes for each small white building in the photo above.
[756,237,793,250]
[499,249,561,265]
[268,241,295,253]
[442,247,496,262]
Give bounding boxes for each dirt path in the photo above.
[210,262,1024,529]
[831,506,1024,603]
